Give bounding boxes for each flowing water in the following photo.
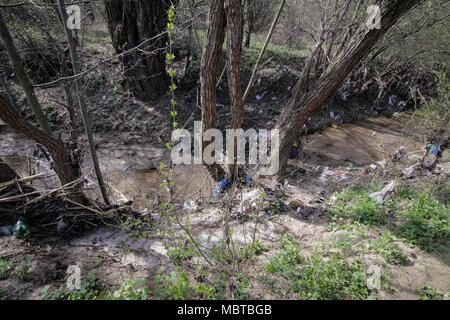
[0,112,426,209]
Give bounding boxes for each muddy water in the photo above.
[0,112,425,208]
[103,165,215,211]
[304,112,424,164]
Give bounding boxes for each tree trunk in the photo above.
[272,0,421,179]
[243,0,252,48]
[0,11,51,135]
[104,0,171,100]
[0,95,81,190]
[225,0,244,176]
[57,0,110,206]
[0,157,19,183]
[200,0,227,180]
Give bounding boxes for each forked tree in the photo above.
[272,0,422,179]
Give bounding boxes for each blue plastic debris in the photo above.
[214,176,232,197]
[289,143,299,159]
[0,225,13,236]
[429,143,441,156]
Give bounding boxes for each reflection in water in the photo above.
[104,165,215,211]
[1,113,426,210]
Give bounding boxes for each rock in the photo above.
[369,181,396,204]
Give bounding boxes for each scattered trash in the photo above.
[57,218,68,232]
[371,131,377,137]
[403,163,419,178]
[330,195,338,205]
[392,146,405,161]
[369,164,378,170]
[197,233,221,249]
[330,111,335,119]
[12,217,30,238]
[256,91,268,101]
[183,200,199,212]
[213,176,232,197]
[289,143,299,159]
[388,95,398,106]
[427,143,441,156]
[369,181,396,204]
[239,189,261,204]
[0,225,13,236]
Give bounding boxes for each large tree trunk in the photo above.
[0,95,81,191]
[225,0,244,176]
[0,157,19,183]
[104,0,171,100]
[0,11,51,135]
[200,0,227,180]
[273,0,421,179]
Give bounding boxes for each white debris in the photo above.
[198,233,221,248]
[369,164,378,170]
[402,164,419,178]
[183,200,199,212]
[330,195,338,205]
[369,181,396,204]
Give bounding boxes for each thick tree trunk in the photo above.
[225,0,244,176]
[104,0,171,100]
[0,157,19,183]
[0,95,81,190]
[273,0,421,179]
[0,11,51,135]
[200,0,227,180]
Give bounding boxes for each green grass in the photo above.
[327,185,387,227]
[396,193,449,251]
[265,234,371,300]
[327,184,450,252]
[416,283,449,300]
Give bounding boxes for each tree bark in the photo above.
[57,0,110,206]
[0,95,81,190]
[103,0,172,100]
[0,157,19,183]
[200,0,227,180]
[0,11,51,135]
[272,0,421,179]
[225,0,244,176]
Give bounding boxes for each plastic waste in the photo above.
[213,176,232,197]
[369,181,396,204]
[428,143,441,156]
[12,217,30,238]
[0,225,13,236]
[289,143,299,159]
